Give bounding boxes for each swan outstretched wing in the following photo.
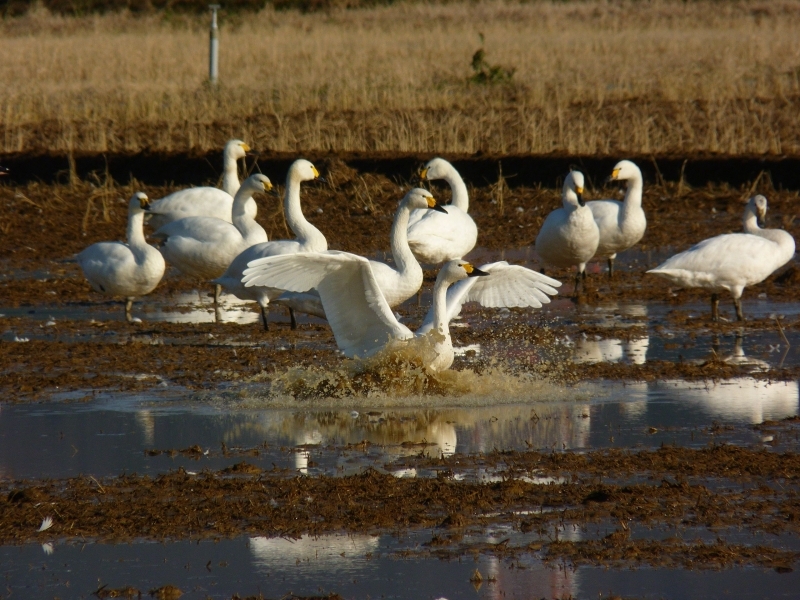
[417,261,561,334]
[243,251,412,358]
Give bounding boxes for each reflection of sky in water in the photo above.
[3,528,800,599]
[0,377,796,481]
[3,245,800,597]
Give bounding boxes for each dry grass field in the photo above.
[2,0,800,155]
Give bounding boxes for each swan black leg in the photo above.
[290,308,298,330]
[711,294,719,322]
[213,284,222,323]
[734,297,744,322]
[260,305,270,331]
[125,298,134,322]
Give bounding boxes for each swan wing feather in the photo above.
[417,262,561,334]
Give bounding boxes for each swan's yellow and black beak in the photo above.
[419,167,429,181]
[427,195,448,213]
[463,263,489,277]
[241,142,251,153]
[605,167,621,184]
[576,185,585,207]
[311,165,327,184]
[757,208,766,228]
[139,195,151,210]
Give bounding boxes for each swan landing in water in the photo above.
[647,195,795,321]
[242,258,560,374]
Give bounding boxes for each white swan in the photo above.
[415,261,562,335]
[242,259,560,374]
[587,160,646,276]
[647,195,796,321]
[407,158,478,264]
[77,192,166,322]
[152,174,271,306]
[237,188,447,329]
[212,159,327,330]
[146,139,252,230]
[534,171,600,293]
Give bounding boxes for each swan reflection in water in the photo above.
[573,336,649,365]
[658,334,797,425]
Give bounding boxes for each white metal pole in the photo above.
[209,4,220,85]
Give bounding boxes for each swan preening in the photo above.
[212,159,327,329]
[408,158,477,264]
[535,170,599,293]
[146,139,251,230]
[151,173,272,307]
[588,160,646,276]
[77,192,166,322]
[647,195,796,321]
[243,257,561,374]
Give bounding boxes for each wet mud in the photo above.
[2,154,800,400]
[2,154,800,585]
[3,441,800,570]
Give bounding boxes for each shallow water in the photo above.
[1,377,796,480]
[4,531,800,600]
[3,247,800,599]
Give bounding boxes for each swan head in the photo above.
[403,187,447,213]
[438,260,490,286]
[749,194,768,228]
[563,170,585,208]
[224,139,250,161]
[240,173,273,195]
[129,192,150,213]
[420,158,455,183]
[288,159,324,184]
[609,160,641,183]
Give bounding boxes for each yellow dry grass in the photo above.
[2,0,800,155]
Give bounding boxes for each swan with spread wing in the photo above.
[242,257,560,373]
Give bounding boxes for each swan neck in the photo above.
[222,156,240,197]
[562,190,579,211]
[742,208,760,234]
[621,173,644,214]
[126,210,148,257]
[444,170,469,212]
[231,187,264,241]
[284,172,327,251]
[432,278,450,336]
[390,202,420,276]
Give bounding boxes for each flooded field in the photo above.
[1,154,800,599]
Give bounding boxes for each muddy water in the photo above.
[1,377,797,481]
[4,533,800,599]
[2,203,800,599]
